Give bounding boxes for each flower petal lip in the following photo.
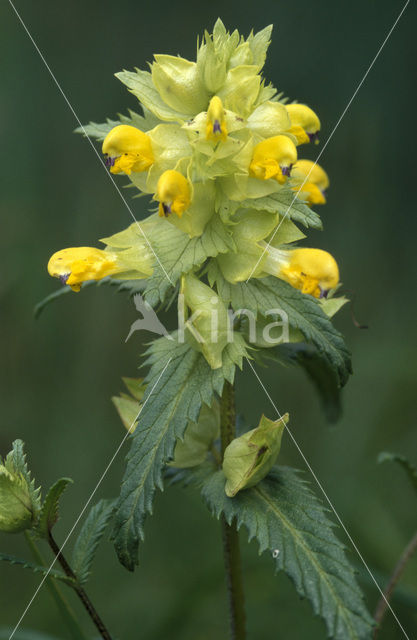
[156,170,192,219]
[286,104,321,144]
[47,247,121,292]
[249,135,298,184]
[291,159,329,205]
[102,124,154,175]
[206,96,228,142]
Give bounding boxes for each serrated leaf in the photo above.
[240,188,322,230]
[4,440,41,515]
[36,478,73,537]
[201,467,374,640]
[0,553,74,586]
[111,337,241,570]
[71,499,116,586]
[144,215,235,307]
[269,342,343,422]
[75,108,161,140]
[212,274,351,387]
[377,452,417,494]
[116,69,191,122]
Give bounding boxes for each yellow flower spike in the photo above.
[102,125,154,175]
[264,247,339,298]
[286,104,321,144]
[291,159,330,205]
[249,135,297,184]
[205,96,228,142]
[47,247,121,292]
[156,170,192,218]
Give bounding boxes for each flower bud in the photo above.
[152,55,208,114]
[102,125,154,175]
[156,170,192,218]
[206,96,227,142]
[291,159,329,205]
[286,104,321,144]
[0,465,33,533]
[181,274,230,369]
[223,414,288,497]
[249,135,298,184]
[263,246,340,298]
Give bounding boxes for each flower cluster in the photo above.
[47,19,342,368]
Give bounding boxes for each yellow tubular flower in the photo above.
[249,135,298,184]
[156,170,192,218]
[102,125,154,175]
[291,159,330,205]
[264,247,339,298]
[205,96,228,142]
[47,247,121,292]
[286,104,321,145]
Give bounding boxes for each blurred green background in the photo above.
[1,0,416,638]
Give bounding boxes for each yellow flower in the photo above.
[102,125,154,175]
[156,170,192,218]
[249,135,297,184]
[264,247,339,298]
[205,96,228,142]
[291,159,330,205]
[47,247,121,292]
[286,104,321,145]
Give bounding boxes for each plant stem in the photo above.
[373,529,417,638]
[220,381,246,640]
[47,531,113,640]
[25,532,87,640]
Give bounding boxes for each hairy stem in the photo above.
[47,532,113,640]
[373,529,417,638]
[220,381,246,640]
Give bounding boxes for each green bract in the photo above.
[223,414,288,497]
[0,441,40,534]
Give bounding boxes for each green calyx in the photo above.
[223,413,288,497]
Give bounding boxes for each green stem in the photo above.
[373,529,417,638]
[25,532,87,640]
[47,532,113,640]
[220,381,246,640]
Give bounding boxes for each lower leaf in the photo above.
[201,466,374,640]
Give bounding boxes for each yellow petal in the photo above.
[156,170,192,218]
[206,96,228,142]
[286,104,321,142]
[47,247,120,292]
[102,125,154,174]
[249,135,297,183]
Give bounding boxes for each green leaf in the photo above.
[377,452,417,494]
[115,69,191,122]
[239,188,323,229]
[71,499,116,586]
[4,440,41,515]
[75,108,161,140]
[212,273,352,387]
[269,342,343,422]
[36,478,73,537]
[0,552,74,586]
[201,466,374,640]
[144,214,235,307]
[111,337,242,570]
